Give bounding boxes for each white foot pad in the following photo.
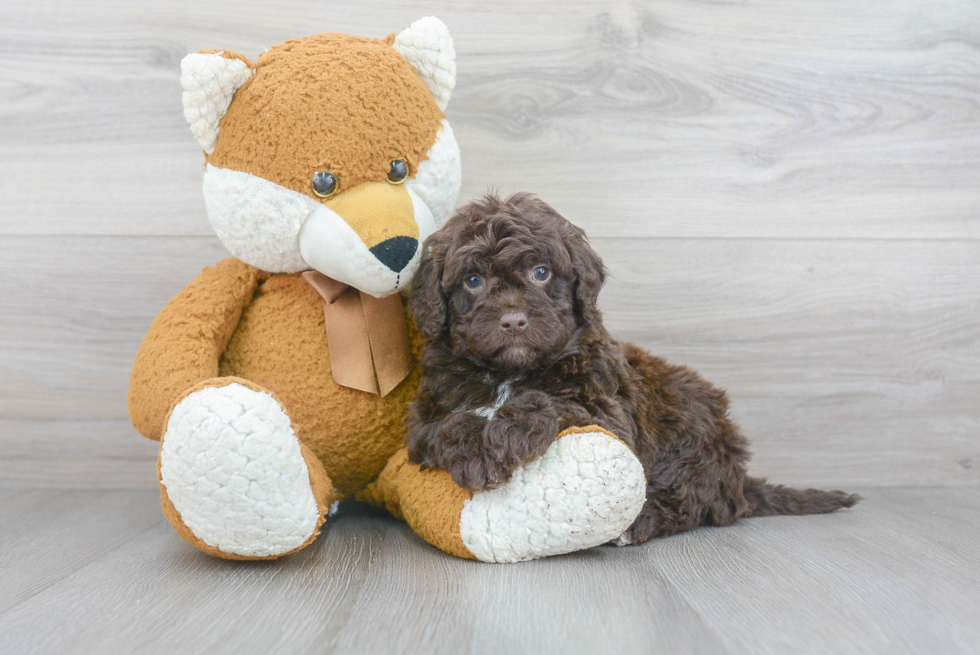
[459,431,646,563]
[159,383,320,558]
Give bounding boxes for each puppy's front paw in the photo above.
[448,454,513,492]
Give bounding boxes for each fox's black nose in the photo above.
[370,236,418,272]
[499,312,528,335]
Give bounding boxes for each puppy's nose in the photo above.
[499,312,528,335]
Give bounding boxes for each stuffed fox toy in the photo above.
[128,17,647,563]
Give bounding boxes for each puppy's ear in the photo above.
[410,231,450,337]
[562,223,606,324]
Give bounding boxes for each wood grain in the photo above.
[654,487,980,655]
[0,488,977,654]
[602,237,980,487]
[0,237,227,423]
[0,420,159,488]
[2,235,977,488]
[1,0,978,238]
[0,0,978,489]
[0,489,165,615]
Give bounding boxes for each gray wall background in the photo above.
[1,0,978,489]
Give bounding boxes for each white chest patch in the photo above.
[473,382,512,420]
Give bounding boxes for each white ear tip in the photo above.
[405,15,451,38]
[394,16,456,111]
[180,52,251,154]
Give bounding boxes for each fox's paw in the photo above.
[158,381,328,559]
[459,426,646,563]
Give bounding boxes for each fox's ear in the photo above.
[394,17,456,111]
[181,50,253,154]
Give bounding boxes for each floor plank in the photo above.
[2,236,976,488]
[0,420,158,488]
[328,518,728,655]
[0,488,976,654]
[0,237,228,424]
[1,0,978,238]
[0,490,165,615]
[0,501,723,654]
[653,488,980,655]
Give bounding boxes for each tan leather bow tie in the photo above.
[301,271,411,397]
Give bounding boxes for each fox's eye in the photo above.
[387,160,408,184]
[464,274,483,290]
[311,171,338,198]
[531,266,550,282]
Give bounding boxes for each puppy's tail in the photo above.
[744,477,859,517]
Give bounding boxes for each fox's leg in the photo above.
[158,378,334,559]
[364,426,646,562]
[129,257,263,442]
[129,259,334,558]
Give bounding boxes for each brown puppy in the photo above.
[407,193,858,545]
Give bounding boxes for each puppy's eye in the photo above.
[464,274,483,290]
[531,266,550,282]
[387,160,408,184]
[311,171,338,198]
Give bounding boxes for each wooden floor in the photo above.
[1,487,977,654]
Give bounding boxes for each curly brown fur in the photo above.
[407,192,858,544]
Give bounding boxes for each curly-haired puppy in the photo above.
[407,193,858,545]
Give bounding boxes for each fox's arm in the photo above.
[128,258,264,440]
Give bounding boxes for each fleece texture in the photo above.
[207,34,444,201]
[128,258,264,441]
[130,260,423,498]
[392,16,456,111]
[184,23,459,284]
[181,51,253,154]
[361,448,475,560]
[160,382,323,558]
[458,426,647,563]
[158,376,334,560]
[407,120,460,227]
[216,269,424,497]
[202,165,317,274]
[362,426,647,563]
